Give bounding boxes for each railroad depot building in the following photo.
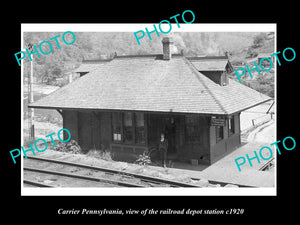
[29,37,271,165]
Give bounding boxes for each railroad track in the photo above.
[259,157,275,171]
[24,166,145,187]
[190,177,254,188]
[23,179,55,188]
[23,156,201,188]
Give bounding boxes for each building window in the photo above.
[185,115,200,143]
[228,116,235,136]
[112,112,146,145]
[135,113,146,144]
[112,112,122,141]
[216,125,224,142]
[123,112,133,143]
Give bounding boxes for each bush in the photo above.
[86,149,113,161]
[54,139,82,154]
[252,33,267,48]
[246,48,258,58]
[135,152,151,166]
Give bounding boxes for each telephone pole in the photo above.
[27,43,35,139]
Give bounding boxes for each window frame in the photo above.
[228,115,235,136]
[111,112,147,146]
[185,115,201,144]
[135,112,146,145]
[214,116,224,143]
[123,112,134,144]
[112,112,123,142]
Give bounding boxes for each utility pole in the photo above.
[27,43,35,140]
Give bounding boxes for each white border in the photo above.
[21,23,276,32]
[22,187,275,196]
[21,23,277,196]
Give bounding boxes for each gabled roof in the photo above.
[73,59,112,73]
[187,56,233,72]
[29,55,271,115]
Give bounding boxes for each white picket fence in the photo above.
[251,114,273,127]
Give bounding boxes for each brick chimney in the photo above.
[162,37,173,60]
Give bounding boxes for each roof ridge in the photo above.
[81,54,185,62]
[114,53,183,59]
[182,57,229,115]
[115,54,159,58]
[187,56,228,60]
[82,59,113,63]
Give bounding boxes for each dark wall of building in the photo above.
[177,115,210,164]
[99,112,112,149]
[63,110,143,162]
[148,114,185,150]
[62,110,112,151]
[148,114,164,147]
[62,110,241,165]
[77,111,92,149]
[147,114,210,163]
[209,113,241,164]
[63,110,78,142]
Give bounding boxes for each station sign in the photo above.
[211,117,226,126]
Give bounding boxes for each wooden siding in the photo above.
[62,110,78,142]
[110,143,148,162]
[63,110,112,151]
[148,114,186,154]
[209,113,241,164]
[62,110,242,165]
[176,115,210,163]
[99,112,112,149]
[78,111,93,150]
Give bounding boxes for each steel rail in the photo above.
[25,156,200,187]
[259,157,275,171]
[23,179,55,188]
[190,177,255,188]
[24,167,145,187]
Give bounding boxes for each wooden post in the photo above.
[28,46,35,139]
[68,72,73,83]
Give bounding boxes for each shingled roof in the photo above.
[29,54,271,116]
[73,59,112,73]
[187,56,232,72]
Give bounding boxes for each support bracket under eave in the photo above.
[56,109,63,117]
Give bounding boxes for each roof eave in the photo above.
[27,104,250,117]
[226,98,274,115]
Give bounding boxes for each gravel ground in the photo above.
[247,120,275,143]
[240,101,274,131]
[23,149,221,188]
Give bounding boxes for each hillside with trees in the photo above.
[23,32,274,97]
[228,32,275,97]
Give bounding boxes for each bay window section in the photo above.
[135,112,146,144]
[112,112,146,145]
[216,125,224,142]
[185,115,200,143]
[228,116,235,136]
[112,112,122,142]
[123,112,133,143]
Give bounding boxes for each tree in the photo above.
[246,48,258,58]
[252,33,267,48]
